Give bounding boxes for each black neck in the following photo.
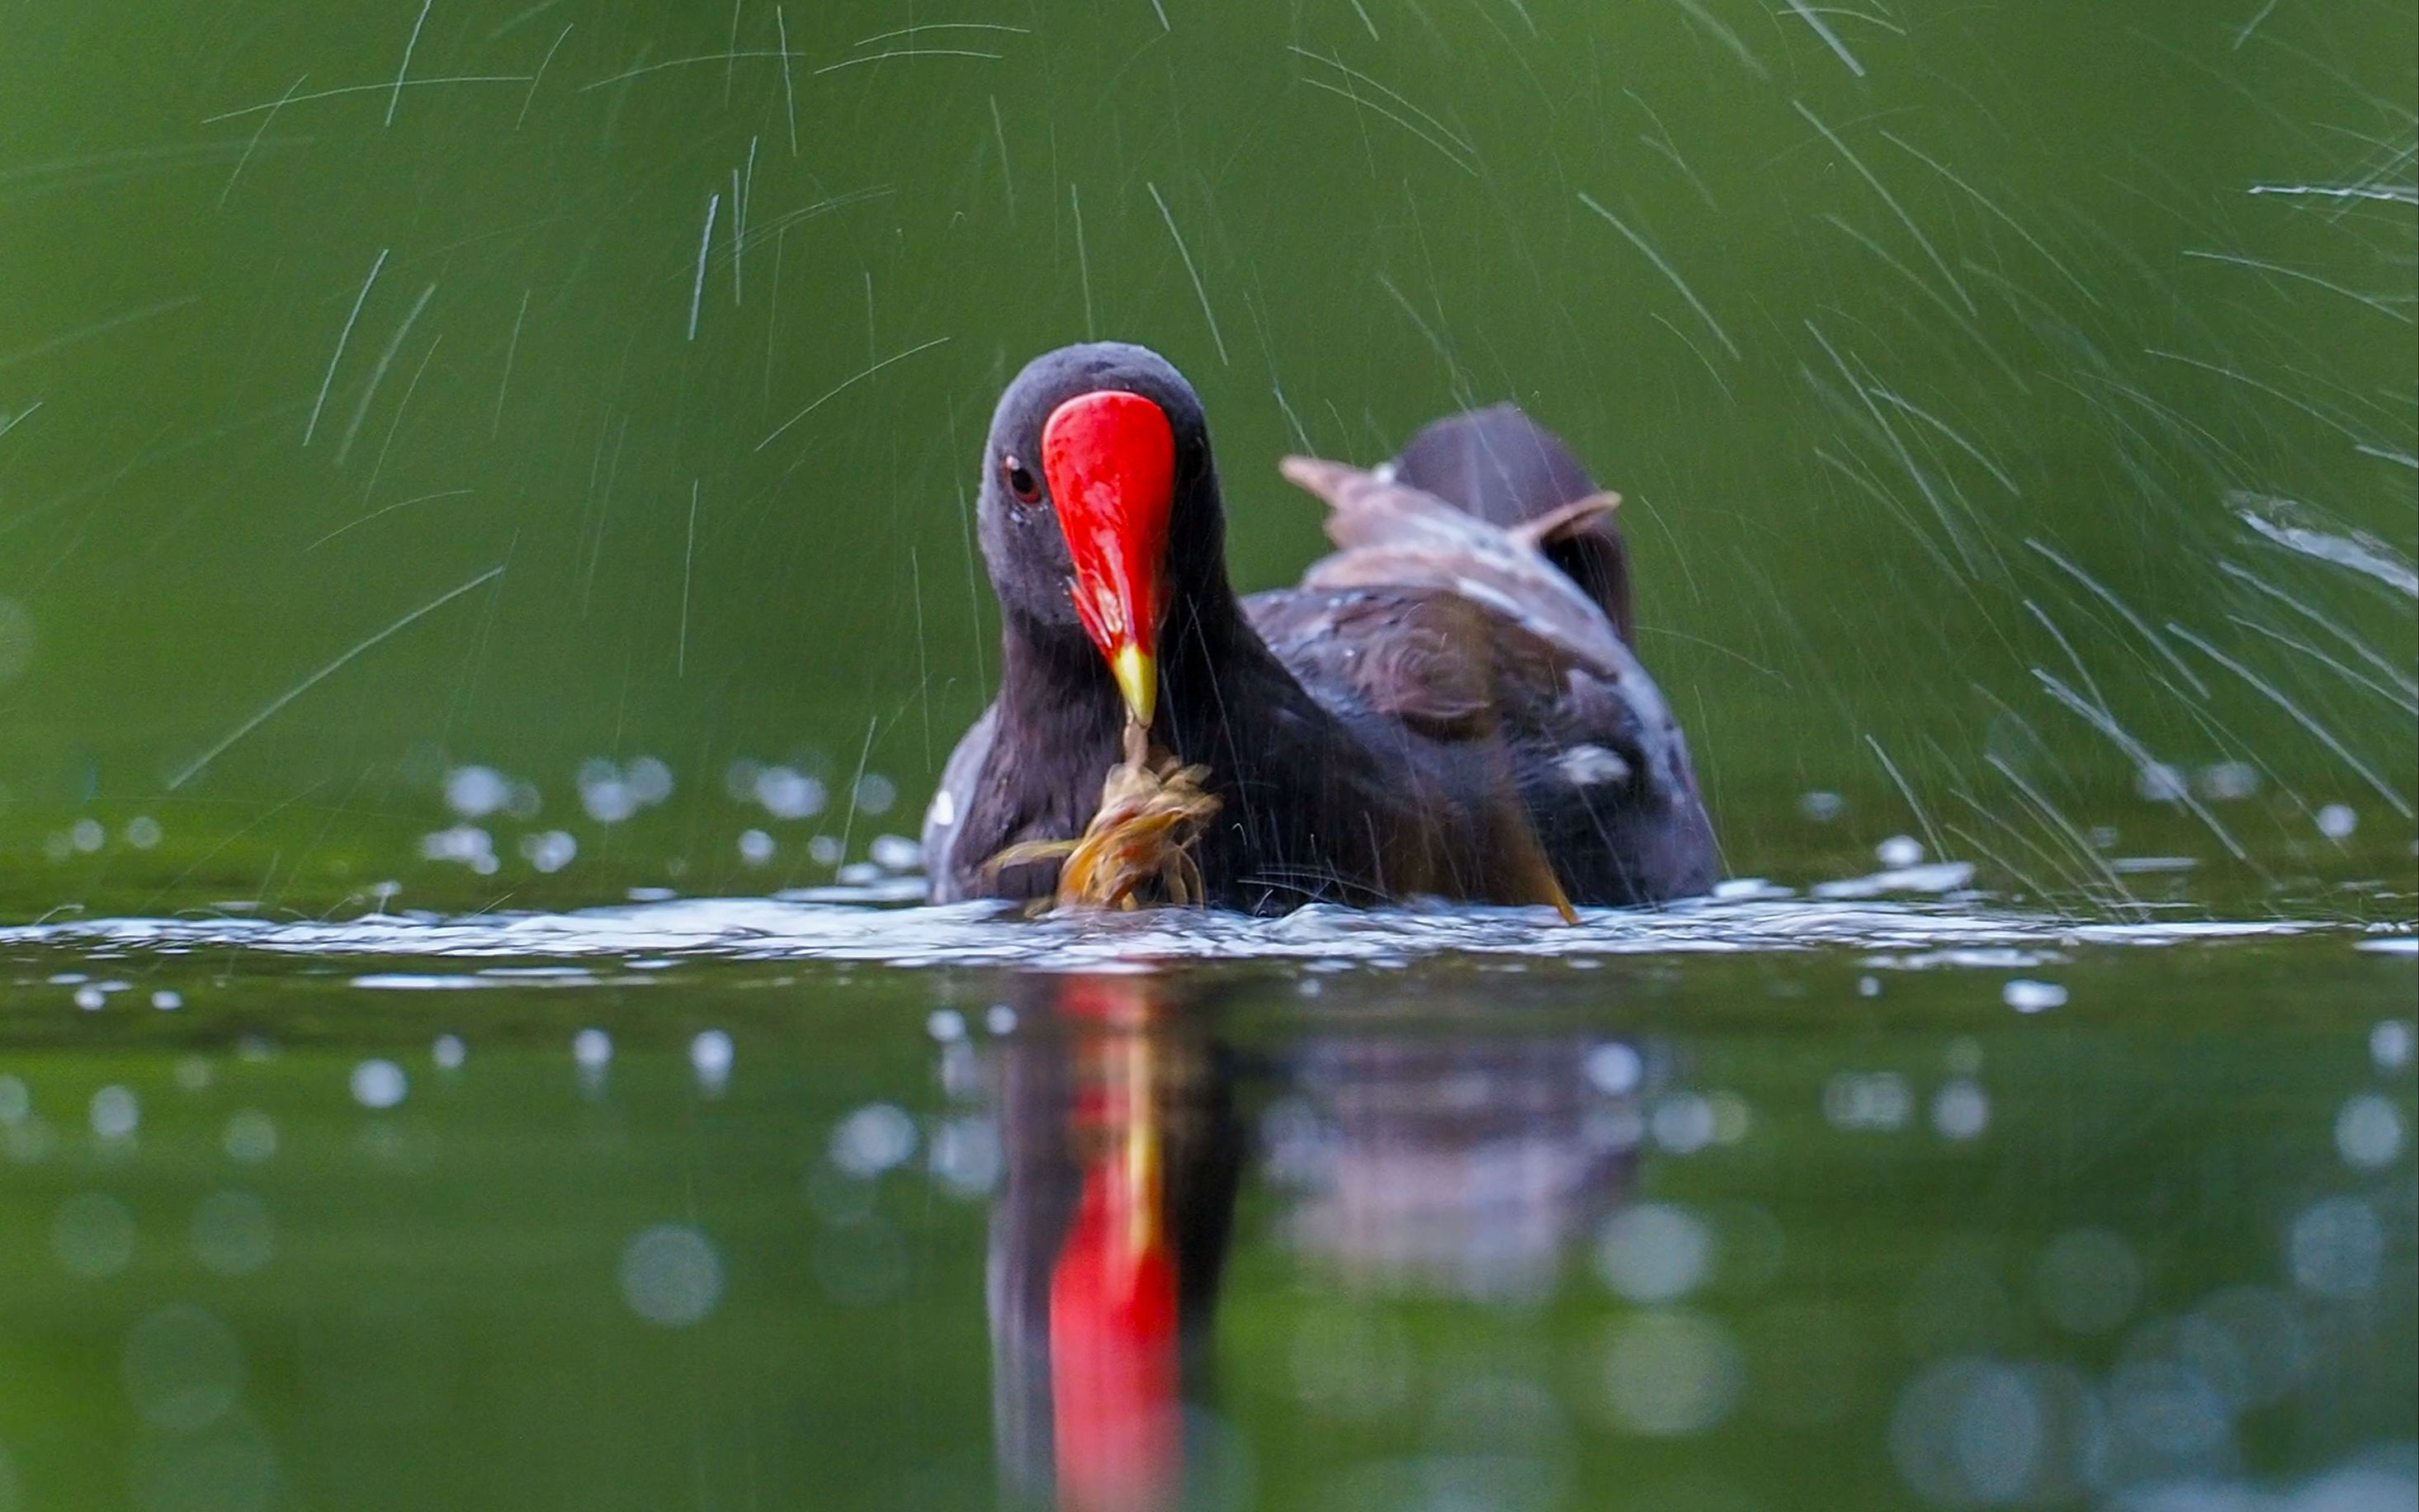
[995,610,1127,750]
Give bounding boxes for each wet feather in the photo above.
[986,722,1223,911]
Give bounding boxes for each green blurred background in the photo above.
[0,0,2411,911]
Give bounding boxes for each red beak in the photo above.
[1042,390,1176,727]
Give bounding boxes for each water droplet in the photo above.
[127,1419,278,1512]
[122,1305,244,1430]
[1931,1079,1990,1141]
[2033,1228,2141,1335]
[1650,1093,1716,1153]
[2288,1196,2384,1299]
[420,825,496,871]
[191,1191,275,1277]
[754,767,825,820]
[1798,790,1845,822]
[2003,979,2067,1014]
[2368,1019,2412,1073]
[224,1110,276,1164]
[572,1028,612,1070]
[578,758,638,824]
[91,1084,139,1140]
[2335,1094,2402,1169]
[52,1192,136,1277]
[618,1224,725,1326]
[689,1029,733,1094]
[830,1103,917,1178]
[736,829,775,865]
[1596,1203,1715,1303]
[928,1117,1001,1196]
[2190,1286,2311,1409]
[1708,1092,1753,1145]
[518,829,577,872]
[443,765,509,818]
[2317,802,2358,839]
[2197,761,2259,801]
[1585,1042,1643,1096]
[1888,1359,2091,1507]
[1598,1311,1742,1436]
[625,756,673,806]
[2287,1464,2419,1512]
[723,758,763,801]
[349,1060,406,1110]
[1876,834,1925,867]
[2107,1355,2232,1458]
[1824,1071,1911,1132]
[2135,763,2188,801]
[432,1033,466,1070]
[4,1117,57,1165]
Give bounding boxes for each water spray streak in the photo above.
[170,565,508,791]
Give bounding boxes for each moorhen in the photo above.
[924,342,1716,914]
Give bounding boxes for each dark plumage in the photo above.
[924,342,1716,913]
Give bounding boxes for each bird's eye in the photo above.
[1002,456,1041,505]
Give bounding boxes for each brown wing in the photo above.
[1243,588,1567,738]
[1278,456,1626,676]
[1245,585,1609,919]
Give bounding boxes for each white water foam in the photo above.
[0,893,2346,975]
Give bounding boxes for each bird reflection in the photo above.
[980,973,1647,1511]
[1269,1035,1641,1304]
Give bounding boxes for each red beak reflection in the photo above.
[1047,978,1181,1512]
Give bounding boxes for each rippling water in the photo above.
[0,867,2388,971]
[3,883,2412,1511]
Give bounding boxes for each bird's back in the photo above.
[1245,407,1715,905]
[1387,404,1637,645]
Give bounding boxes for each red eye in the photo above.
[1002,455,1042,505]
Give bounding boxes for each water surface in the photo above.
[4,894,2412,1510]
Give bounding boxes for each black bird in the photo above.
[924,342,1716,913]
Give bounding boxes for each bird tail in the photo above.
[1387,404,1635,644]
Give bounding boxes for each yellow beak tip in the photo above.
[1112,645,1157,727]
